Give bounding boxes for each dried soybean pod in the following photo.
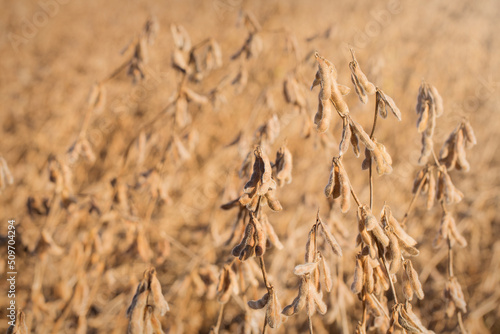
[319,253,333,292]
[305,226,317,263]
[262,215,284,250]
[350,125,361,157]
[351,71,368,104]
[372,223,390,248]
[337,162,351,213]
[351,256,364,294]
[265,189,282,211]
[349,49,376,95]
[338,84,351,95]
[417,101,429,133]
[266,288,282,328]
[315,53,332,101]
[275,144,293,186]
[386,229,402,274]
[324,160,337,198]
[455,129,470,172]
[361,147,371,170]
[382,92,401,121]
[412,169,426,194]
[377,92,387,118]
[339,117,352,156]
[315,97,332,133]
[363,257,374,293]
[433,213,450,249]
[463,120,477,146]
[310,70,321,90]
[149,268,170,315]
[232,223,255,257]
[448,214,467,247]
[350,119,376,150]
[429,84,444,117]
[294,262,319,276]
[405,260,424,300]
[254,218,267,256]
[402,266,414,301]
[330,80,350,116]
[248,293,269,309]
[319,221,343,257]
[449,277,467,313]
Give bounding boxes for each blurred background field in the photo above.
[1,0,499,332]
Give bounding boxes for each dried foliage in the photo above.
[1,2,498,334]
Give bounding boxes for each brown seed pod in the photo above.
[446,277,467,313]
[337,161,351,213]
[282,276,308,316]
[254,218,267,256]
[377,94,387,118]
[315,53,333,101]
[232,223,255,257]
[462,119,477,146]
[319,253,333,292]
[318,220,343,257]
[360,205,378,231]
[377,89,401,121]
[418,133,434,165]
[339,117,352,156]
[395,233,420,257]
[217,265,234,304]
[361,148,371,170]
[7,310,28,334]
[305,225,317,263]
[311,288,327,315]
[351,71,368,104]
[314,96,333,133]
[338,84,351,95]
[374,265,390,291]
[417,101,429,133]
[262,214,284,250]
[404,260,424,300]
[447,213,467,247]
[429,84,444,117]
[402,267,414,301]
[349,49,376,96]
[330,80,350,116]
[350,125,361,157]
[386,229,402,274]
[455,129,470,172]
[265,189,282,212]
[399,302,431,333]
[371,223,390,248]
[294,262,319,276]
[324,160,338,198]
[149,268,170,315]
[248,292,270,310]
[275,144,293,186]
[363,256,375,293]
[433,213,450,249]
[412,169,427,194]
[350,119,376,150]
[443,170,462,204]
[351,255,364,294]
[266,288,282,329]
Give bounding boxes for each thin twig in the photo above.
[212,303,225,334]
[400,168,428,227]
[457,312,468,334]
